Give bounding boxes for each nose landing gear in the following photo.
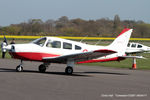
[16,65,23,72]
[16,60,23,72]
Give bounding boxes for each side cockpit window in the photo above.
[52,41,61,48]
[46,40,61,48]
[127,43,130,47]
[137,45,142,48]
[63,42,72,50]
[75,45,82,50]
[131,44,136,48]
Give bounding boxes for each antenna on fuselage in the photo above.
[95,40,101,45]
[80,35,88,43]
[94,34,102,45]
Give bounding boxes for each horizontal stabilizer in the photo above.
[119,56,145,59]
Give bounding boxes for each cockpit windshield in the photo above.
[32,37,46,46]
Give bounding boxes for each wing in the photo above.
[42,49,116,63]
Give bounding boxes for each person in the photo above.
[1,40,7,58]
[10,38,15,44]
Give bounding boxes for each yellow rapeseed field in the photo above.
[0,35,150,41]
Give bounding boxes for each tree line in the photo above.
[0,15,150,38]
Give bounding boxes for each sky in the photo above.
[0,0,149,26]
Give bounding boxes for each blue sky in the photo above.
[0,0,149,26]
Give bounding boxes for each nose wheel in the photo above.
[16,60,23,72]
[16,65,23,72]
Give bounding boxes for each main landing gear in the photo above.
[38,59,75,75]
[65,59,74,75]
[38,63,50,73]
[65,66,73,75]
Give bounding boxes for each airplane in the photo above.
[126,42,150,54]
[4,28,135,74]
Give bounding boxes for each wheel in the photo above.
[16,65,23,72]
[39,64,46,73]
[65,66,73,75]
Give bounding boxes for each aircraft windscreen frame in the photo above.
[31,37,46,47]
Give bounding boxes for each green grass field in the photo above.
[1,39,150,70]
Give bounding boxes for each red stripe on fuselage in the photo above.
[94,49,117,53]
[77,57,125,64]
[9,52,60,61]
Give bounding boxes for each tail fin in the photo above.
[108,28,133,56]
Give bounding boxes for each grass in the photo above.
[1,39,150,70]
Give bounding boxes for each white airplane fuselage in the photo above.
[9,37,123,63]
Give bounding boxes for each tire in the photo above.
[65,66,73,75]
[16,65,23,72]
[39,64,46,73]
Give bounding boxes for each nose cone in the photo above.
[10,44,25,52]
[11,45,15,52]
[9,45,16,58]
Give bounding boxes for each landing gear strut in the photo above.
[16,60,23,72]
